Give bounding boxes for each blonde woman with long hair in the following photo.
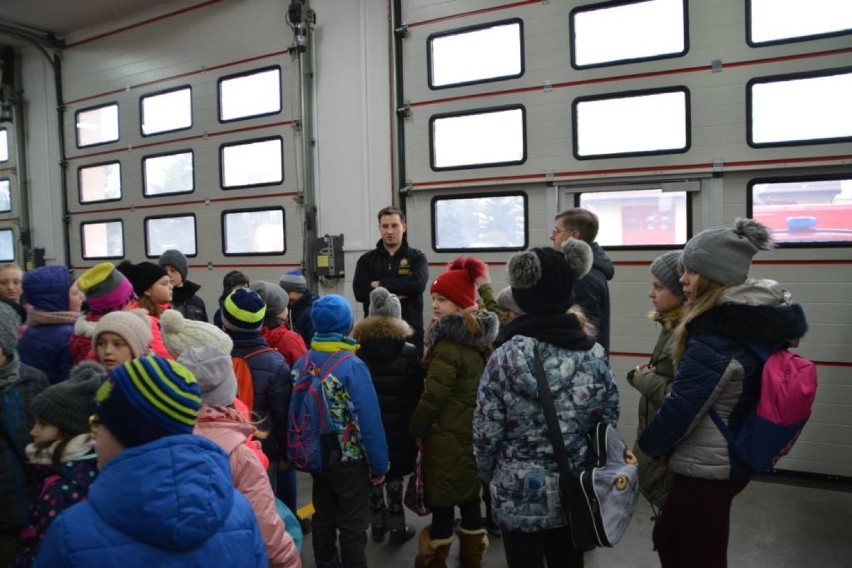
[637,219,808,568]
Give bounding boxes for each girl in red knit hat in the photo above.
[409,257,499,568]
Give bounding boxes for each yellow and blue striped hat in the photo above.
[222,288,266,332]
[95,356,202,447]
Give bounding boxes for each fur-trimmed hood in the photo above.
[74,315,98,337]
[427,310,499,351]
[689,302,808,346]
[352,315,414,368]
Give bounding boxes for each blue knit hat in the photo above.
[222,288,266,332]
[95,356,202,447]
[23,266,72,312]
[311,294,353,336]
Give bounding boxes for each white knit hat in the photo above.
[92,309,152,358]
[160,309,234,358]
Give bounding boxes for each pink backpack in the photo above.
[710,348,818,472]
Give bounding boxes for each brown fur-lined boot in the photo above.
[457,527,489,568]
[414,526,455,568]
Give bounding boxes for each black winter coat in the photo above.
[573,242,614,353]
[352,315,424,478]
[170,280,208,322]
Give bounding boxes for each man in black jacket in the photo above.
[551,208,614,355]
[353,206,429,355]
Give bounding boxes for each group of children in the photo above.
[0,217,810,568]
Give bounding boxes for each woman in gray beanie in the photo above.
[626,250,686,513]
[637,219,809,567]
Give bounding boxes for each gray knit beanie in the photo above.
[251,281,288,318]
[158,249,189,281]
[682,218,774,285]
[369,287,401,319]
[279,269,308,293]
[29,362,104,435]
[178,346,237,408]
[650,251,685,297]
[496,286,523,314]
[0,301,20,357]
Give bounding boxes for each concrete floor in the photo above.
[292,474,852,567]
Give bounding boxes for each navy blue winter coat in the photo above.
[34,435,267,568]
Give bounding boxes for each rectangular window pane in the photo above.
[223,208,285,255]
[429,20,523,89]
[749,69,852,146]
[79,162,121,203]
[431,106,525,170]
[751,176,852,244]
[580,189,688,246]
[219,67,282,122]
[572,0,687,68]
[143,151,194,196]
[75,103,119,148]
[433,193,527,251]
[0,129,7,162]
[221,137,284,188]
[0,179,10,213]
[749,0,852,45]
[141,87,192,136]
[0,229,13,261]
[81,220,124,259]
[145,215,196,256]
[574,88,689,158]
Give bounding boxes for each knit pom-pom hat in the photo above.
[369,287,402,319]
[509,238,592,315]
[430,257,488,311]
[76,263,134,314]
[161,309,234,358]
[92,309,153,358]
[95,356,202,447]
[682,218,774,286]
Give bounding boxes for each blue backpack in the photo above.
[287,351,354,473]
[710,346,818,472]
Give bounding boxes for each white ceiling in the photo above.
[0,0,177,38]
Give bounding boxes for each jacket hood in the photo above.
[591,243,614,280]
[23,266,71,311]
[352,315,412,367]
[194,406,251,455]
[428,310,499,351]
[87,434,235,551]
[689,280,809,346]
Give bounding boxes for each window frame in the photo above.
[746,66,852,149]
[0,178,11,213]
[143,213,198,258]
[77,160,123,205]
[80,218,125,260]
[75,102,120,149]
[747,173,852,249]
[746,0,852,47]
[0,128,8,162]
[0,228,14,262]
[221,206,287,257]
[217,65,283,123]
[569,0,689,70]
[429,104,527,171]
[572,86,691,160]
[426,18,525,90]
[430,191,529,253]
[219,135,285,190]
[141,149,196,198]
[139,85,193,138]
[571,186,693,250]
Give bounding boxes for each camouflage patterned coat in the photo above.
[474,313,619,533]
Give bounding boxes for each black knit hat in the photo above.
[117,261,168,297]
[30,362,105,435]
[508,238,593,316]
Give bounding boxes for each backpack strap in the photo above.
[316,350,355,382]
[243,346,277,360]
